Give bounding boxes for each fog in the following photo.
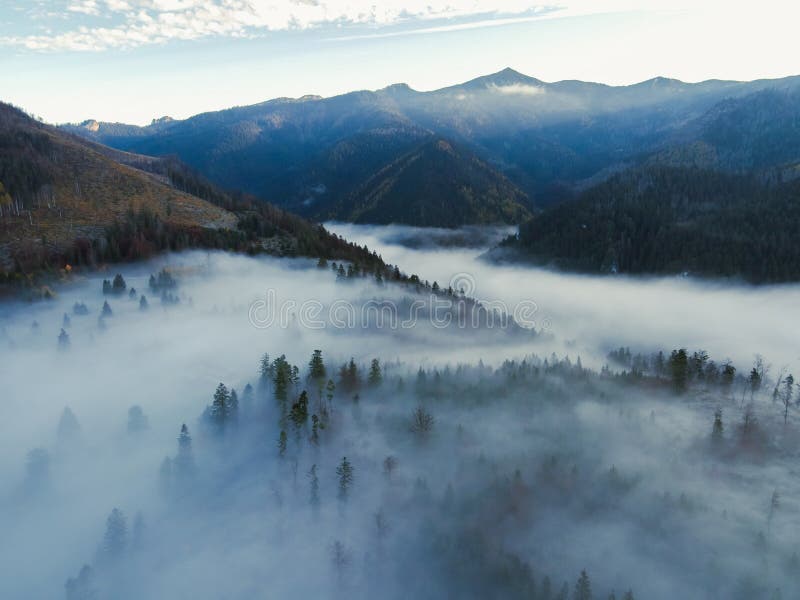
[1,229,800,600]
[329,222,800,373]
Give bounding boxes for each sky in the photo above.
[2,0,799,125]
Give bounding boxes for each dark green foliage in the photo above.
[308,350,326,383]
[336,456,353,500]
[509,166,800,283]
[272,355,292,404]
[290,391,309,429]
[338,358,360,393]
[669,349,689,394]
[209,383,231,429]
[368,358,382,387]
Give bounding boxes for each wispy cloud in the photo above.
[489,82,545,96]
[1,1,560,52]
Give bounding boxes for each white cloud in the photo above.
[2,1,558,52]
[67,0,100,15]
[489,82,545,96]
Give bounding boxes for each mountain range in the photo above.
[7,68,800,282]
[62,68,800,224]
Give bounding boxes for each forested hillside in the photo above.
[503,167,800,282]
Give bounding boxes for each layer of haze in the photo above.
[1,239,799,599]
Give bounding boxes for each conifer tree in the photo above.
[229,388,239,422]
[58,328,70,350]
[309,350,326,383]
[368,358,382,387]
[127,405,149,433]
[311,414,320,445]
[290,391,309,429]
[669,349,689,393]
[308,464,320,510]
[336,456,354,500]
[65,565,96,600]
[259,353,271,382]
[139,295,148,311]
[98,508,127,563]
[278,430,287,457]
[57,407,81,445]
[101,300,112,317]
[210,383,230,428]
[174,424,195,484]
[241,383,254,412]
[573,570,592,600]
[711,408,724,445]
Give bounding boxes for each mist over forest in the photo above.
[2,231,800,600]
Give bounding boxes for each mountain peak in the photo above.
[458,67,543,91]
[380,82,416,95]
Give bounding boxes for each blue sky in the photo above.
[2,0,799,125]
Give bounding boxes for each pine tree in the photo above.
[290,391,309,429]
[58,328,70,350]
[573,570,592,600]
[101,300,113,317]
[308,349,326,383]
[229,388,239,422]
[273,355,291,404]
[127,405,149,433]
[311,414,320,445]
[308,464,320,510]
[368,358,382,387]
[336,456,354,500]
[669,349,689,393]
[210,383,230,428]
[241,383,254,412]
[325,379,335,412]
[782,374,794,424]
[711,408,724,445]
[57,407,81,445]
[259,353,271,382]
[98,508,127,563]
[174,424,195,483]
[65,565,97,600]
[278,430,287,457]
[139,295,149,311]
[112,273,126,294]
